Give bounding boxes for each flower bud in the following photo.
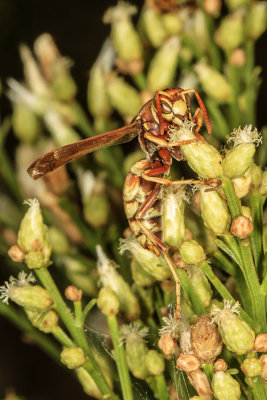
[60,347,86,369]
[176,354,201,373]
[121,322,150,379]
[119,237,170,281]
[232,170,252,198]
[158,333,179,358]
[260,170,267,195]
[189,396,209,400]
[25,309,58,333]
[103,3,143,72]
[188,369,213,398]
[191,314,223,363]
[211,301,255,355]
[215,12,244,51]
[106,75,142,118]
[8,245,25,263]
[44,111,80,147]
[223,125,262,179]
[76,368,102,399]
[204,0,222,16]
[214,358,228,372]
[97,246,140,319]
[195,63,232,103]
[65,285,82,302]
[8,285,53,312]
[230,48,246,67]
[130,259,156,286]
[49,226,70,255]
[162,185,187,249]
[185,10,209,54]
[169,123,223,179]
[254,334,267,352]
[245,2,267,40]
[145,350,165,375]
[179,240,206,265]
[188,266,212,308]
[241,357,262,377]
[147,36,180,92]
[250,164,263,190]
[200,187,230,234]
[162,12,183,35]
[140,5,167,47]
[97,287,119,316]
[212,371,241,400]
[230,216,253,239]
[259,354,267,381]
[12,103,40,143]
[225,0,249,11]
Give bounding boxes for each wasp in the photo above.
[28,88,218,318]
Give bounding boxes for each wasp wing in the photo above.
[28,121,140,179]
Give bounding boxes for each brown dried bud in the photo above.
[230,216,253,239]
[230,49,246,67]
[160,306,168,317]
[176,354,201,373]
[191,314,223,363]
[204,0,221,16]
[188,368,213,398]
[172,252,188,270]
[259,354,267,381]
[158,334,179,358]
[65,285,82,302]
[254,334,267,352]
[8,245,25,263]
[214,358,228,372]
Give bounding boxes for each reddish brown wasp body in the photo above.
[28,87,214,318]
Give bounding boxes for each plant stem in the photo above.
[176,269,206,315]
[222,178,242,218]
[107,314,133,400]
[215,238,241,266]
[212,250,237,276]
[155,374,169,400]
[81,299,97,324]
[74,301,83,327]
[244,40,256,126]
[250,191,264,276]
[205,99,230,139]
[250,376,266,400]
[53,326,74,347]
[132,73,147,91]
[227,59,241,129]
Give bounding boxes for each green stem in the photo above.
[155,374,169,400]
[176,269,206,315]
[167,360,191,400]
[215,238,241,266]
[203,14,222,70]
[35,268,114,397]
[202,363,213,384]
[250,376,266,400]
[261,272,267,295]
[205,99,230,140]
[228,60,241,129]
[74,301,83,327]
[107,314,133,400]
[53,326,75,347]
[222,178,242,218]
[250,191,263,276]
[244,40,256,126]
[132,73,147,91]
[222,235,242,266]
[81,299,97,324]
[212,250,237,276]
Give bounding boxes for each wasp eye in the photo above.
[160,99,172,114]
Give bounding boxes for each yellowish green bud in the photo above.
[215,12,244,51]
[211,301,255,355]
[121,322,150,379]
[8,285,53,312]
[180,240,206,265]
[162,12,183,35]
[169,122,223,178]
[44,111,80,146]
[195,62,232,103]
[188,266,212,308]
[119,236,170,281]
[25,246,51,269]
[26,309,58,333]
[51,70,77,101]
[106,75,142,118]
[241,357,262,377]
[97,246,140,320]
[130,259,157,286]
[212,371,241,400]
[189,396,209,400]
[232,166,252,198]
[200,186,231,234]
[250,164,263,190]
[225,0,249,11]
[145,350,165,376]
[162,185,187,249]
[147,36,180,92]
[103,3,143,64]
[12,103,40,143]
[76,368,102,399]
[185,10,210,54]
[241,206,252,220]
[97,287,119,316]
[260,170,267,195]
[60,347,86,369]
[245,2,267,40]
[49,226,70,255]
[140,6,167,47]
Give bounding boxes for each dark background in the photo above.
[0,1,266,399]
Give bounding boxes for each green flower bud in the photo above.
[180,240,206,265]
[189,396,209,400]
[241,206,252,220]
[131,259,157,287]
[49,226,70,255]
[51,71,77,101]
[169,123,223,178]
[195,63,232,103]
[260,170,267,195]
[185,10,210,54]
[25,309,59,333]
[103,3,143,63]
[9,285,53,312]
[162,185,187,249]
[225,0,249,11]
[25,246,51,269]
[212,371,241,400]
[250,164,263,190]
[223,125,262,178]
[106,75,142,118]
[140,5,167,47]
[232,166,252,198]
[145,350,165,376]
[44,111,80,146]
[121,322,150,379]
[245,2,267,40]
[119,237,170,281]
[12,103,40,143]
[216,12,244,51]
[97,287,120,316]
[241,357,262,377]
[211,301,255,355]
[147,36,180,92]
[200,187,230,234]
[60,347,86,369]
[97,246,140,320]
[188,266,212,308]
[76,368,102,399]
[162,12,183,35]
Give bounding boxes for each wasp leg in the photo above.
[192,108,205,141]
[141,175,221,189]
[164,253,181,320]
[144,132,197,147]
